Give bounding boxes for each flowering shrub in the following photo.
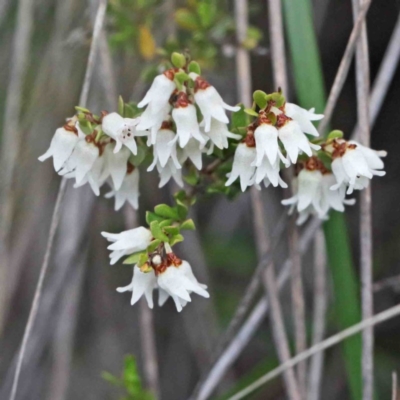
[38,52,386,311]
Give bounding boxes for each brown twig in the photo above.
[8,2,108,399]
[317,0,372,135]
[228,302,400,400]
[307,229,328,400]
[351,1,374,399]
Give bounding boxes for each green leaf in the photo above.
[270,92,286,107]
[175,8,199,31]
[118,96,124,116]
[164,226,180,235]
[138,252,148,267]
[130,144,147,167]
[175,71,190,84]
[317,151,332,171]
[159,219,173,228]
[177,204,188,220]
[181,218,195,230]
[231,104,249,129]
[253,90,268,109]
[154,204,179,220]
[170,234,184,246]
[244,108,259,117]
[327,129,344,140]
[171,52,186,68]
[75,106,90,113]
[147,239,161,253]
[188,61,201,75]
[145,211,164,225]
[150,221,169,242]
[123,251,147,265]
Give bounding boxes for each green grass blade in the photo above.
[281,1,362,398]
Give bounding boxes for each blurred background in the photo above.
[0,0,400,399]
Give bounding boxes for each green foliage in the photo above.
[327,129,344,140]
[102,355,155,400]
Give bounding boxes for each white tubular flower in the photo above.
[201,118,241,150]
[101,226,152,265]
[253,121,288,166]
[147,125,181,171]
[190,73,240,132]
[101,143,131,190]
[105,166,140,211]
[38,125,79,171]
[225,142,256,192]
[282,169,323,215]
[64,138,100,185]
[330,141,386,194]
[138,70,176,115]
[319,173,355,216]
[117,265,157,308]
[157,260,209,313]
[171,92,205,148]
[178,138,205,170]
[137,104,171,145]
[254,156,288,189]
[73,155,106,196]
[284,103,323,137]
[278,119,320,164]
[157,158,183,188]
[102,112,147,155]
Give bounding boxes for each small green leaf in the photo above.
[181,218,195,230]
[327,130,344,140]
[253,90,268,109]
[138,252,149,267]
[164,226,180,235]
[270,92,286,107]
[231,104,249,129]
[184,168,199,185]
[123,251,147,265]
[150,221,169,242]
[171,52,186,68]
[118,96,124,116]
[130,145,147,167]
[188,61,201,75]
[159,219,173,228]
[175,71,190,84]
[147,239,161,253]
[177,204,188,220]
[244,108,259,117]
[75,106,90,113]
[154,204,179,220]
[317,151,333,171]
[145,211,164,225]
[170,234,184,246]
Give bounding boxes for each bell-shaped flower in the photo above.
[101,143,131,190]
[157,158,183,188]
[284,103,323,137]
[101,226,152,265]
[190,73,240,132]
[157,261,209,312]
[278,120,320,164]
[225,142,256,192]
[137,104,171,145]
[331,141,386,194]
[73,154,107,196]
[254,156,288,189]
[178,138,205,170]
[138,71,176,116]
[63,138,100,185]
[105,166,140,211]
[117,265,157,308]
[171,92,205,148]
[38,126,79,171]
[102,112,147,154]
[282,169,323,215]
[147,126,181,171]
[201,118,241,152]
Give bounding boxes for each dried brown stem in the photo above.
[8,2,108,399]
[228,302,400,400]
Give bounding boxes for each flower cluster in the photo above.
[102,201,208,312]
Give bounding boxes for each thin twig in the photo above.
[351,0,373,399]
[317,0,372,135]
[353,11,400,138]
[227,302,400,400]
[0,0,35,332]
[373,275,400,293]
[9,2,107,399]
[124,206,160,398]
[307,229,328,400]
[392,372,398,400]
